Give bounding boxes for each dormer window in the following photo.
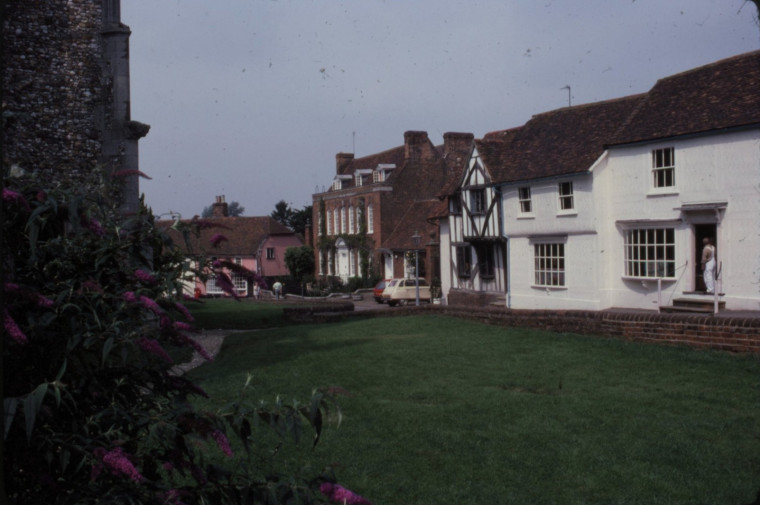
[373,163,395,184]
[332,175,352,191]
[355,169,372,187]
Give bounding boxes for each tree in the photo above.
[201,200,244,218]
[270,201,312,236]
[289,205,313,237]
[270,200,294,228]
[284,245,315,290]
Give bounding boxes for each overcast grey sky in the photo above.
[123,1,759,220]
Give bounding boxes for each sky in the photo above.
[122,0,760,220]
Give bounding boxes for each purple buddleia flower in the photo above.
[139,295,165,316]
[190,465,207,485]
[101,447,144,482]
[137,337,173,363]
[174,302,195,322]
[123,291,137,303]
[164,489,191,505]
[134,269,158,285]
[173,321,194,332]
[209,233,228,247]
[320,483,373,505]
[175,332,213,361]
[2,188,30,211]
[4,308,28,344]
[211,429,233,457]
[214,272,239,299]
[113,169,152,180]
[86,218,106,237]
[4,282,54,308]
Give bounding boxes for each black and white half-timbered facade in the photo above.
[446,141,508,296]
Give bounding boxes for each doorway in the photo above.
[693,224,716,292]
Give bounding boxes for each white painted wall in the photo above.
[501,173,600,310]
[439,219,452,303]
[596,129,760,311]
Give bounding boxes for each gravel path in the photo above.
[171,329,246,374]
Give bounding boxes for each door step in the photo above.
[660,297,725,314]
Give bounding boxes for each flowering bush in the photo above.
[2,173,339,504]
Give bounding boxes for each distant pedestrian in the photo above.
[253,282,261,300]
[273,281,283,300]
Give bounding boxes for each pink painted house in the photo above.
[159,196,303,297]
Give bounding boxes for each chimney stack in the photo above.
[212,195,229,217]
[336,153,354,174]
[403,131,430,163]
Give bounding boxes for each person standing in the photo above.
[273,280,283,300]
[253,282,261,300]
[701,237,716,294]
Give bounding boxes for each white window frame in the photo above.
[373,170,383,183]
[652,147,675,189]
[326,209,332,235]
[341,207,347,234]
[367,204,374,234]
[232,257,247,294]
[355,173,363,187]
[518,186,532,214]
[266,248,275,260]
[348,205,354,234]
[558,182,574,211]
[534,243,565,287]
[333,208,339,235]
[470,188,486,215]
[624,228,676,279]
[318,213,323,236]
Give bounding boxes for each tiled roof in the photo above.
[484,94,644,183]
[336,145,406,179]
[383,200,441,250]
[610,50,760,146]
[158,216,296,256]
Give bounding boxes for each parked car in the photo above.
[382,278,431,306]
[373,279,391,303]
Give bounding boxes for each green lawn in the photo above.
[188,310,760,505]
[186,297,293,329]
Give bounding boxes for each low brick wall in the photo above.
[330,305,760,353]
[282,301,355,323]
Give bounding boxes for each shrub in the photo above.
[2,173,339,504]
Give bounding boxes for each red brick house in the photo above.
[160,196,302,297]
[312,131,473,285]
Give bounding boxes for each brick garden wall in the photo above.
[286,303,760,353]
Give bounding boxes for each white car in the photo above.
[381,278,431,306]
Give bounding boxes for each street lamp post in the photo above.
[412,230,421,306]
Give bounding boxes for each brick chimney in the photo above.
[443,132,474,157]
[443,132,474,170]
[403,131,431,163]
[336,153,354,174]
[212,195,228,217]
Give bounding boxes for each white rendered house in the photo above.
[440,50,760,312]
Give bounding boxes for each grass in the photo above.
[187,307,760,505]
[186,297,295,329]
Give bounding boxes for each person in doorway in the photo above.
[253,282,261,300]
[273,280,283,300]
[701,237,716,294]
